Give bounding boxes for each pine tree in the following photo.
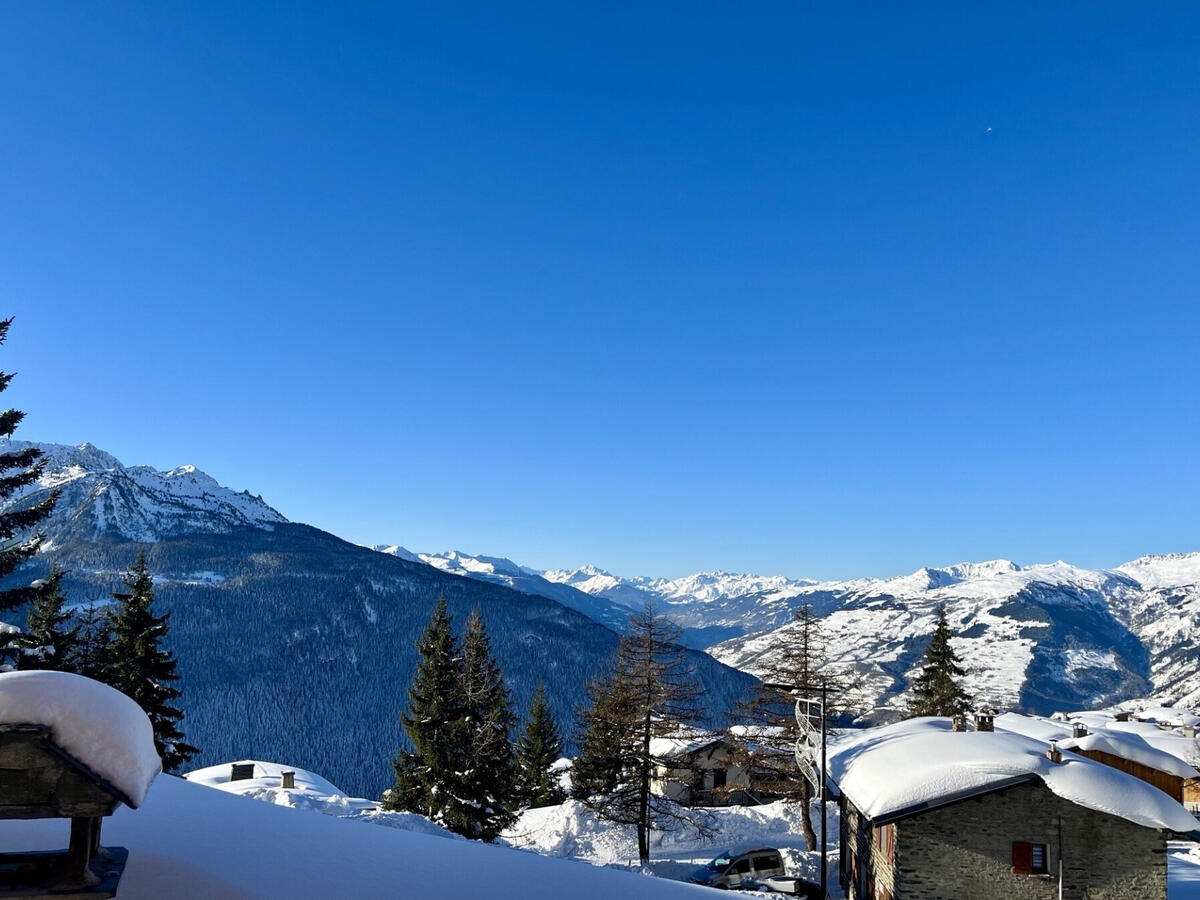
[908,606,971,718]
[18,567,79,671]
[455,608,518,840]
[571,672,634,800]
[71,594,113,680]
[727,602,855,851]
[0,317,60,615]
[384,597,473,829]
[107,552,199,771]
[515,681,566,809]
[572,601,712,865]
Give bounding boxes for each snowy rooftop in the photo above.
[184,760,346,797]
[827,717,1200,833]
[649,728,724,760]
[0,670,160,807]
[995,713,1200,779]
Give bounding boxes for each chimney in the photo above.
[952,714,968,732]
[281,770,296,790]
[230,762,255,782]
[1046,740,1063,764]
[1072,723,1088,739]
[973,709,995,732]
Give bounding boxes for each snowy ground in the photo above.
[0,775,721,899]
[1173,843,1200,899]
[501,798,842,895]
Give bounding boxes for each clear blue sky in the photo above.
[4,3,1199,580]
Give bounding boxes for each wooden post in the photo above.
[62,816,99,886]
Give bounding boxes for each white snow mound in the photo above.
[0,670,160,807]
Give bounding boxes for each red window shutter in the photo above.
[1012,841,1033,874]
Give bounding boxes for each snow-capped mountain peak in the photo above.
[9,440,286,542]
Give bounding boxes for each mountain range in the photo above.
[6,441,755,797]
[12,439,1200,789]
[379,550,1200,720]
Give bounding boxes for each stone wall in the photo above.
[842,780,1167,900]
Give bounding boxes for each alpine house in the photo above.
[827,717,1200,900]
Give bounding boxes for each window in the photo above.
[712,768,727,788]
[873,824,895,862]
[1012,842,1049,875]
[753,854,782,872]
[733,858,752,875]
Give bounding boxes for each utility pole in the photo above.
[767,680,829,899]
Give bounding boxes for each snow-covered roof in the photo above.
[184,760,346,797]
[650,728,724,760]
[1136,707,1200,727]
[827,717,1200,833]
[0,670,160,807]
[1058,733,1200,780]
[994,712,1073,743]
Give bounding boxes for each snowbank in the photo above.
[0,776,715,899]
[828,717,1200,833]
[0,670,159,807]
[502,797,839,886]
[184,759,459,840]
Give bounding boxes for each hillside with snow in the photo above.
[5,441,755,797]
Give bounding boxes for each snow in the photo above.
[502,797,839,889]
[649,728,723,760]
[1057,732,1200,779]
[0,775,717,898]
[827,717,1200,833]
[184,759,461,840]
[0,670,160,807]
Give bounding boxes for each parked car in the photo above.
[688,847,786,890]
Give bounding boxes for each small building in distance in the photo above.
[828,717,1200,900]
[649,730,754,806]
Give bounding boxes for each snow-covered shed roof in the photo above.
[1058,732,1200,780]
[184,760,346,798]
[0,670,160,808]
[827,717,1200,833]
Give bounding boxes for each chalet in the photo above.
[827,717,1200,900]
[649,730,754,806]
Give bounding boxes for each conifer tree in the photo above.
[107,553,199,771]
[0,317,60,615]
[18,567,78,671]
[908,606,971,718]
[571,672,635,801]
[515,681,566,809]
[572,601,712,865]
[457,608,518,840]
[384,597,473,828]
[71,594,113,680]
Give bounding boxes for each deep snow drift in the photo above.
[0,775,717,899]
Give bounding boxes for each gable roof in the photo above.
[826,717,1200,832]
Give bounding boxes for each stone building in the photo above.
[649,731,754,806]
[828,717,1200,900]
